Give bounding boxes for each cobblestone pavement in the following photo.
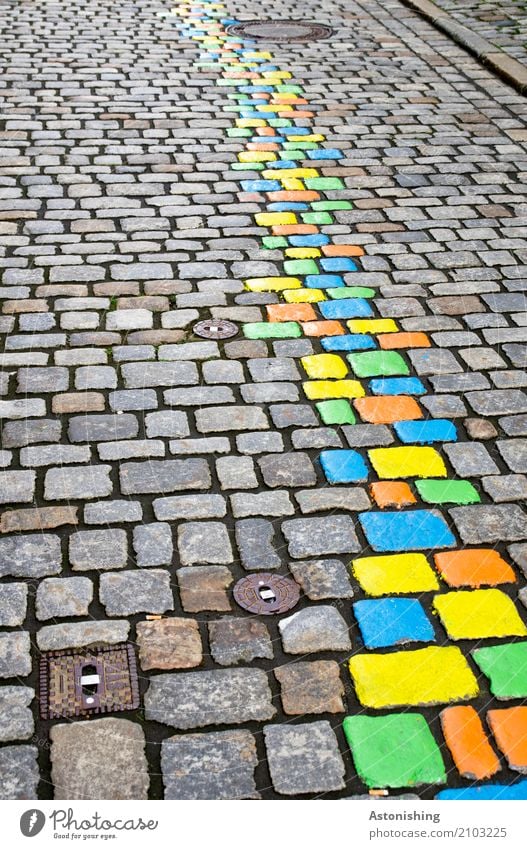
[425,0,527,67]
[1,0,527,800]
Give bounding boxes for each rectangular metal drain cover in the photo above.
[39,643,140,720]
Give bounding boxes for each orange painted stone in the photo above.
[247,142,280,151]
[440,706,500,780]
[487,707,527,772]
[370,481,417,509]
[378,332,431,349]
[267,303,317,323]
[433,550,516,588]
[271,224,319,235]
[354,395,423,424]
[301,320,345,337]
[321,244,365,257]
[256,127,275,136]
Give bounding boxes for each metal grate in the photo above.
[39,643,139,720]
[226,21,334,43]
[233,573,300,615]
[193,319,239,339]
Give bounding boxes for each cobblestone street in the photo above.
[1,0,527,800]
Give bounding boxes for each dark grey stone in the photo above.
[119,459,211,494]
[68,413,138,443]
[133,523,173,566]
[282,515,361,557]
[161,730,259,799]
[264,721,345,795]
[0,746,39,799]
[69,529,128,571]
[235,519,281,570]
[144,669,275,729]
[450,505,527,543]
[0,534,61,578]
[99,569,173,615]
[178,521,233,565]
[279,605,352,653]
[0,686,34,742]
[289,560,354,600]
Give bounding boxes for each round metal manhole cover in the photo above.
[193,319,239,340]
[226,20,334,43]
[233,573,301,615]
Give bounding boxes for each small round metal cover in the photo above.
[193,319,238,340]
[233,573,300,615]
[226,20,333,43]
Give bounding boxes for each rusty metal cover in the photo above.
[39,643,139,720]
[226,21,334,43]
[233,573,300,615]
[193,319,238,339]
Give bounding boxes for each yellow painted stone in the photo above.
[235,119,267,128]
[433,589,527,640]
[262,71,292,79]
[283,289,325,303]
[245,276,302,292]
[349,647,479,709]
[255,212,297,227]
[303,379,365,400]
[287,134,326,142]
[275,177,305,191]
[285,248,321,259]
[301,353,348,379]
[263,167,319,179]
[351,553,439,596]
[369,447,447,479]
[244,51,272,59]
[238,151,277,163]
[258,104,294,112]
[347,319,399,334]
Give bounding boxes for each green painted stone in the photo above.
[316,399,356,425]
[302,212,333,225]
[283,259,319,276]
[305,177,345,190]
[348,350,409,378]
[276,85,303,93]
[343,714,446,789]
[472,642,527,698]
[231,162,264,171]
[311,200,353,211]
[243,321,302,339]
[227,128,251,137]
[262,236,287,249]
[284,141,317,150]
[279,150,305,160]
[268,118,292,127]
[328,286,375,299]
[415,479,480,505]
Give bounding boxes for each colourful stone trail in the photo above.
[169,0,527,797]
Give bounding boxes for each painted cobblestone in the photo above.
[0,0,527,801]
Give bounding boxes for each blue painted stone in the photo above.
[359,510,456,551]
[284,127,310,135]
[265,160,296,169]
[319,299,373,319]
[304,274,344,288]
[288,235,330,247]
[268,202,309,212]
[320,449,369,483]
[320,257,358,272]
[322,334,377,352]
[241,180,281,192]
[353,598,435,649]
[437,781,527,801]
[369,377,426,396]
[394,419,458,444]
[239,86,275,93]
[306,149,343,159]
